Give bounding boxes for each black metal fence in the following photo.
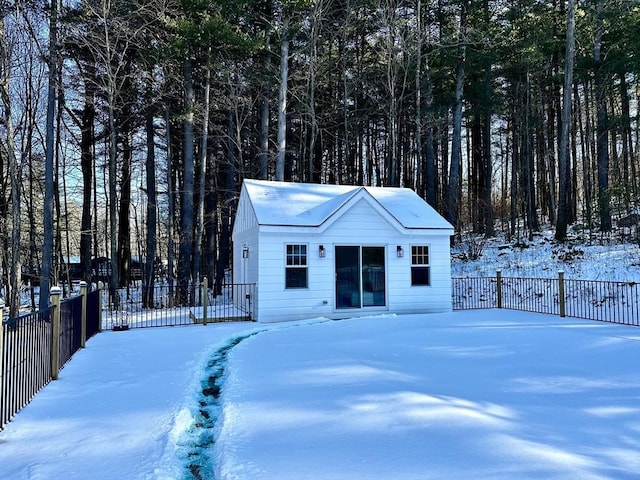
[1,286,100,430]
[59,296,83,368]
[0,309,53,431]
[564,278,640,325]
[86,290,101,338]
[102,281,256,330]
[453,273,640,326]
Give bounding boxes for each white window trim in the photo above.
[285,243,309,289]
[410,244,431,287]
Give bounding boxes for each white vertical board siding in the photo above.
[253,197,452,322]
[232,184,255,285]
[233,227,259,285]
[232,186,260,314]
[231,186,258,236]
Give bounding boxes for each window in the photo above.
[411,245,430,286]
[285,244,308,288]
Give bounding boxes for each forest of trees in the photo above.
[0,0,638,316]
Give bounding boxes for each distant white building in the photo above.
[232,179,454,323]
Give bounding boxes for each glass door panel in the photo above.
[335,246,386,309]
[335,246,361,309]
[362,247,385,307]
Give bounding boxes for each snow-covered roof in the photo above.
[242,179,453,230]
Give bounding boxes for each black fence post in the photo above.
[558,271,566,318]
[202,277,208,326]
[496,270,503,309]
[51,286,62,380]
[80,281,87,348]
[0,298,4,404]
[97,281,104,332]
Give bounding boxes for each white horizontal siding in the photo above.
[255,231,334,322]
[387,234,452,314]
[251,198,452,322]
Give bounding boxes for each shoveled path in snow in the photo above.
[0,322,261,480]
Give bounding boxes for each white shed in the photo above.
[232,179,454,323]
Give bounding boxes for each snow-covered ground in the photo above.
[452,233,640,281]
[1,310,638,480]
[2,236,638,479]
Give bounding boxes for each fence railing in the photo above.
[1,283,100,430]
[102,279,255,330]
[0,308,53,432]
[453,271,639,326]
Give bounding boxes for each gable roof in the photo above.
[242,179,453,230]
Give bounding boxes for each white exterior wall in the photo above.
[232,185,260,319]
[233,226,259,285]
[386,233,452,314]
[252,197,453,323]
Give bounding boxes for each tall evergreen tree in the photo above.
[556,0,576,241]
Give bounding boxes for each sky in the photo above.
[1,309,638,480]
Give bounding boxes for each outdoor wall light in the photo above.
[397,245,404,257]
[242,246,249,258]
[319,245,326,258]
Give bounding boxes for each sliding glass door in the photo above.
[335,246,385,309]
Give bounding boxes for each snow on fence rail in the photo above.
[453,272,640,326]
[0,284,100,430]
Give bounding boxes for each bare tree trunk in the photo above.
[542,84,557,225]
[107,96,119,296]
[203,151,217,282]
[481,0,494,237]
[59,85,73,294]
[414,0,423,193]
[79,66,96,285]
[276,33,289,181]
[0,23,21,317]
[257,0,273,180]
[415,0,436,205]
[143,85,157,308]
[40,0,58,309]
[215,111,236,293]
[193,53,211,281]
[555,0,576,241]
[117,120,132,287]
[306,1,321,184]
[259,87,270,180]
[510,92,519,239]
[446,1,467,229]
[594,0,611,232]
[380,0,411,187]
[165,106,176,301]
[384,0,399,187]
[575,82,593,229]
[178,56,195,302]
[619,73,635,201]
[23,53,38,309]
[619,73,638,198]
[422,56,437,208]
